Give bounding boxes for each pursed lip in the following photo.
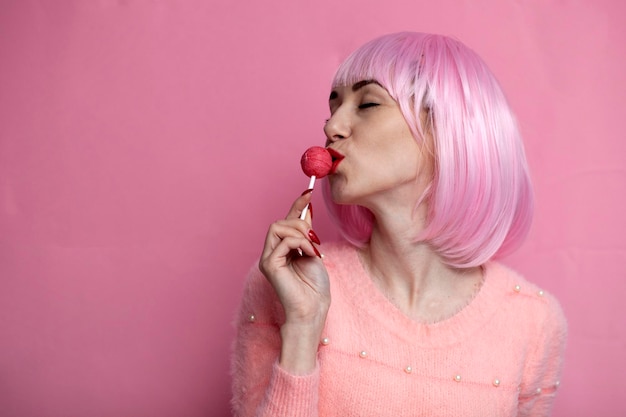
[326,147,345,175]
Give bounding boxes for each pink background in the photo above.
[1,1,624,416]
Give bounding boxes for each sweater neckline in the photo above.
[339,242,509,347]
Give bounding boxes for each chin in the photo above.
[328,185,351,205]
[329,176,375,206]
[329,185,363,206]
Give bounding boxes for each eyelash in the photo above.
[325,102,379,123]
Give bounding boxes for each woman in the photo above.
[232,32,567,417]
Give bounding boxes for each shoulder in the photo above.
[496,262,565,319]
[320,240,359,258]
[487,262,568,350]
[489,261,566,321]
[318,240,361,274]
[317,240,368,291]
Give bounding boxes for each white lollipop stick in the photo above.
[300,175,316,220]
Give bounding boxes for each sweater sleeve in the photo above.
[517,292,568,416]
[231,264,320,417]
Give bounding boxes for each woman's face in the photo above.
[324,80,433,211]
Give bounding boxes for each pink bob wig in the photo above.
[322,32,534,268]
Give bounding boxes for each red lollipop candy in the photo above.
[299,146,332,220]
[301,146,332,178]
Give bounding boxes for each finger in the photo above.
[285,190,313,223]
[302,201,312,223]
[278,237,320,261]
[260,236,320,275]
[261,220,313,260]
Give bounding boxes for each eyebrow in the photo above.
[329,79,381,100]
[352,79,381,91]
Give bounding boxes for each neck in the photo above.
[360,203,483,323]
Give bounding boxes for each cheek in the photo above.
[390,139,421,171]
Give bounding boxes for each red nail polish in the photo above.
[308,229,321,245]
[301,189,313,196]
[312,245,322,259]
[308,202,314,220]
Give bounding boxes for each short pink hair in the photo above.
[322,32,533,268]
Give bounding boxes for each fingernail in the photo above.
[313,245,322,259]
[308,229,321,245]
[308,202,314,220]
[301,189,313,196]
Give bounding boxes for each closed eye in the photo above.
[358,103,379,109]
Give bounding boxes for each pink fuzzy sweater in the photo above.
[231,242,567,417]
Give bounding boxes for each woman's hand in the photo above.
[259,190,330,374]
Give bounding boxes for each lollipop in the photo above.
[299,146,332,220]
[301,146,332,179]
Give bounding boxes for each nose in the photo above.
[324,110,351,144]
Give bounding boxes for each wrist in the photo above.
[279,319,327,375]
